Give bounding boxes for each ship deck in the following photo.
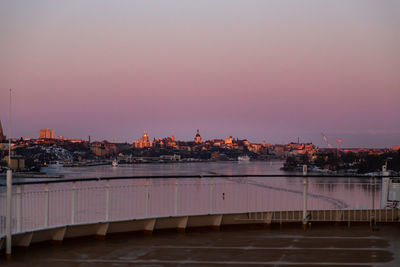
[2,223,400,266]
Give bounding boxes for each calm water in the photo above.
[41,160,290,179]
[37,160,381,216]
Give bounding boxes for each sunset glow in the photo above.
[0,0,399,147]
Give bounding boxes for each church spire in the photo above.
[194,129,202,143]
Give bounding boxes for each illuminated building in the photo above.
[224,136,233,144]
[133,131,153,148]
[194,129,202,144]
[164,136,177,148]
[39,128,55,139]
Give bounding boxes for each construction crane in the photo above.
[321,132,332,148]
[321,132,345,157]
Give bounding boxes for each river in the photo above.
[41,160,290,179]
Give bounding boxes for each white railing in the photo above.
[0,175,393,236]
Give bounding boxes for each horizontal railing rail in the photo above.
[0,174,399,241]
[1,173,399,186]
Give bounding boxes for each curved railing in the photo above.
[1,173,398,239]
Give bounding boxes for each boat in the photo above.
[112,159,118,167]
[46,161,64,168]
[237,155,250,162]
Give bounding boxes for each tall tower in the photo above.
[39,128,55,139]
[142,131,149,142]
[0,120,5,141]
[194,129,202,144]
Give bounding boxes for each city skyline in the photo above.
[0,122,399,149]
[1,1,399,148]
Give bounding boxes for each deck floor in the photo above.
[2,223,400,266]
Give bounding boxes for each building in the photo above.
[90,141,118,157]
[3,155,25,170]
[39,128,54,139]
[194,129,202,144]
[0,120,5,141]
[273,145,287,157]
[224,136,233,144]
[133,131,153,148]
[160,154,181,162]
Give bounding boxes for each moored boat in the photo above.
[112,159,118,167]
[238,155,250,162]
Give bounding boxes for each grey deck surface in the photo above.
[2,223,400,266]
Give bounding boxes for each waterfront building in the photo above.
[39,128,55,139]
[248,143,264,153]
[224,136,233,144]
[160,154,181,161]
[242,140,250,147]
[155,136,177,148]
[194,129,202,144]
[284,142,317,156]
[167,137,177,148]
[69,139,86,143]
[210,139,223,147]
[133,131,153,148]
[3,155,25,170]
[90,141,117,157]
[223,136,234,149]
[90,146,108,157]
[273,145,287,157]
[0,120,5,141]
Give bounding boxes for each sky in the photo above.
[0,0,399,148]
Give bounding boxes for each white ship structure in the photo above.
[237,155,250,162]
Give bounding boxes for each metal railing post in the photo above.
[44,184,49,227]
[6,169,12,257]
[302,165,308,229]
[174,178,179,216]
[372,176,376,225]
[246,177,249,213]
[105,180,110,221]
[209,177,214,214]
[380,165,389,209]
[16,185,22,232]
[71,182,76,224]
[145,179,149,217]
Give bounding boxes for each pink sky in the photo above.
[0,1,399,147]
